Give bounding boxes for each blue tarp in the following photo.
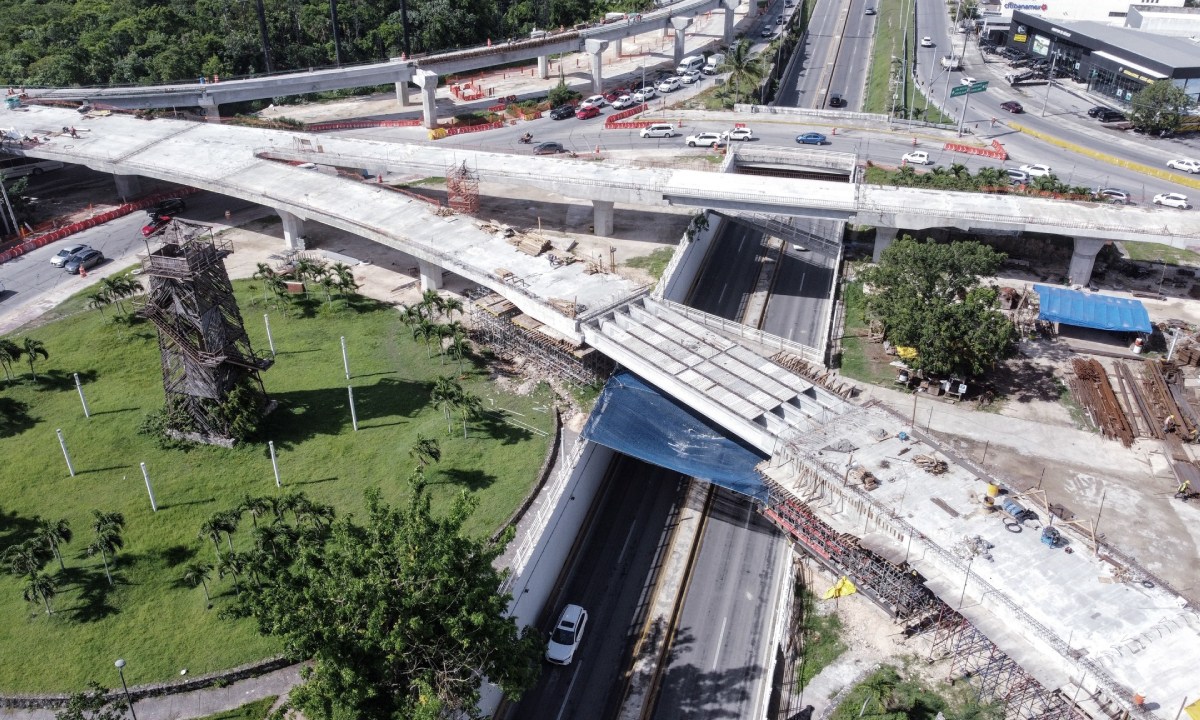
[1033,285,1152,334]
[582,370,769,501]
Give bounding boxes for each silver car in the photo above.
[50,244,90,268]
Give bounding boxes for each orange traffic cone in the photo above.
[79,266,87,278]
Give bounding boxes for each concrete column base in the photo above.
[585,39,609,94]
[395,80,411,107]
[872,226,898,263]
[671,17,694,65]
[278,209,306,251]
[198,100,220,123]
[113,174,141,202]
[537,55,549,79]
[1069,237,1107,287]
[418,259,443,291]
[593,200,615,237]
[413,70,439,129]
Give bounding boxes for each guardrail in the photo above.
[657,297,823,363]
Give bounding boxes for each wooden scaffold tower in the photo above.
[446,161,479,214]
[138,221,273,443]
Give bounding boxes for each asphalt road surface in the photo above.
[686,218,766,320]
[508,457,687,720]
[761,220,839,347]
[651,487,790,720]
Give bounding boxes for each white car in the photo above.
[1154,192,1191,209]
[681,69,702,84]
[657,77,681,93]
[632,86,657,103]
[902,150,933,165]
[1167,158,1200,174]
[724,127,754,141]
[546,604,588,665]
[50,243,90,268]
[611,94,634,109]
[760,26,774,38]
[1019,163,1053,178]
[686,131,727,148]
[960,76,977,86]
[920,36,934,47]
[581,95,608,108]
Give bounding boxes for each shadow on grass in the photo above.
[34,369,100,392]
[266,376,432,448]
[290,476,338,487]
[475,414,535,445]
[59,565,121,623]
[76,465,133,476]
[160,544,198,568]
[0,507,41,554]
[429,468,497,491]
[90,407,140,416]
[162,497,217,510]
[0,397,36,438]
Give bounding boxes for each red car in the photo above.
[142,215,171,237]
[576,105,601,120]
[604,87,629,102]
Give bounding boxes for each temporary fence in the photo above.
[305,118,422,132]
[942,138,1007,160]
[0,187,199,265]
[603,103,652,129]
[428,121,505,140]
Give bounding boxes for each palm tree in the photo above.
[2,539,48,577]
[182,561,213,604]
[448,331,470,372]
[718,39,764,105]
[23,572,56,615]
[317,271,338,306]
[217,551,248,596]
[87,290,112,317]
[198,516,225,560]
[294,501,334,530]
[0,338,20,383]
[34,517,72,571]
[21,337,48,381]
[431,375,461,435]
[264,273,288,301]
[409,434,441,472]
[253,262,277,300]
[457,390,483,439]
[88,510,126,586]
[113,274,143,306]
[421,289,445,319]
[241,495,270,529]
[98,277,126,314]
[414,319,436,357]
[331,262,359,296]
[441,296,463,321]
[398,303,420,329]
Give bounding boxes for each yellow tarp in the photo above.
[896,346,919,361]
[823,576,858,599]
[1184,698,1200,720]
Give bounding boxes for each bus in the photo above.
[0,154,64,179]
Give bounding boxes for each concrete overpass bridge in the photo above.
[19,0,739,129]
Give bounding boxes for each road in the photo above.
[507,457,687,720]
[686,218,766,320]
[761,221,838,347]
[650,487,791,720]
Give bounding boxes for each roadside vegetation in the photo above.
[0,278,553,692]
[864,164,1094,199]
[1120,240,1200,267]
[837,279,900,385]
[831,664,1003,720]
[795,591,847,689]
[626,247,676,279]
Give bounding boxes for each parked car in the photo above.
[546,604,589,665]
[724,127,754,141]
[632,86,658,103]
[999,101,1023,113]
[865,7,877,14]
[575,105,601,120]
[795,132,827,145]
[641,123,676,139]
[685,131,727,148]
[581,95,608,108]
[1094,188,1130,204]
[776,14,785,23]
[920,36,934,47]
[148,197,186,219]
[549,105,576,120]
[64,248,104,274]
[1086,105,1114,118]
[1154,192,1191,209]
[1095,108,1126,122]
[760,26,774,38]
[533,142,567,155]
[603,87,628,103]
[827,93,845,108]
[50,243,90,268]
[657,76,681,93]
[681,69,702,84]
[611,95,635,109]
[902,150,933,165]
[142,215,172,237]
[1019,163,1053,178]
[1005,168,1030,185]
[960,76,977,86]
[1167,158,1200,174]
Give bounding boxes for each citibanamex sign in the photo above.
[1005,2,1049,9]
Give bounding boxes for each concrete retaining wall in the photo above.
[659,210,722,303]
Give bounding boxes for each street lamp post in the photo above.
[114,659,137,720]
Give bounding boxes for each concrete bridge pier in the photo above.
[872,226,897,262]
[1069,237,1108,287]
[614,38,623,57]
[722,0,738,43]
[593,200,615,237]
[418,259,443,291]
[198,98,220,123]
[113,174,141,202]
[414,70,439,129]
[586,39,610,94]
[671,17,694,65]
[278,209,306,251]
[394,80,411,107]
[537,55,549,80]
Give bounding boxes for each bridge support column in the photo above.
[722,0,738,43]
[414,70,439,129]
[671,17,694,65]
[198,98,220,123]
[592,200,615,237]
[113,174,141,202]
[394,80,411,107]
[278,209,306,251]
[418,259,443,291]
[585,39,609,94]
[537,55,549,80]
[614,38,623,57]
[1069,237,1107,287]
[872,226,897,263]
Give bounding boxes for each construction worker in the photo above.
[1178,480,1192,500]
[1164,414,1176,434]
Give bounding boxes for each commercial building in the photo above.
[977,0,1185,24]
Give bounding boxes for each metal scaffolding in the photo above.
[446,161,479,215]
[138,222,272,440]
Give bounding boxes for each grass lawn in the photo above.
[863,0,916,115]
[796,592,847,689]
[626,247,676,279]
[837,281,897,386]
[1120,241,1200,267]
[0,281,553,692]
[831,663,1000,720]
[195,696,277,720]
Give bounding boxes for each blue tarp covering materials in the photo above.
[582,370,769,501]
[1033,285,1152,334]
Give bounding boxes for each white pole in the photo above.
[140,462,158,512]
[269,440,281,488]
[75,372,91,415]
[1168,328,1181,362]
[348,386,359,431]
[264,314,276,356]
[340,336,350,380]
[56,429,75,477]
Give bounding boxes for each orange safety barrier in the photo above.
[605,121,655,130]
[306,119,422,132]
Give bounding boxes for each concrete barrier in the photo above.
[306,118,422,132]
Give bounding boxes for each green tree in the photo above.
[331,262,360,296]
[718,39,764,105]
[408,434,442,471]
[548,72,577,108]
[23,571,57,615]
[54,681,125,720]
[232,484,541,719]
[241,495,271,529]
[857,666,899,716]
[431,375,462,435]
[182,561,214,604]
[21,337,48,381]
[87,510,126,586]
[0,338,20,383]
[34,516,73,571]
[1129,80,1193,135]
[2,538,49,577]
[457,390,483,439]
[87,290,113,318]
[859,237,1013,377]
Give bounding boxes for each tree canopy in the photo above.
[859,236,1013,377]
[229,482,541,719]
[1129,80,1194,134]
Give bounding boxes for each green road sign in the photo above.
[950,82,989,98]
[970,80,989,92]
[950,85,968,97]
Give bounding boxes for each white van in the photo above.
[0,156,64,179]
[640,123,676,138]
[703,53,726,75]
[676,55,704,74]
